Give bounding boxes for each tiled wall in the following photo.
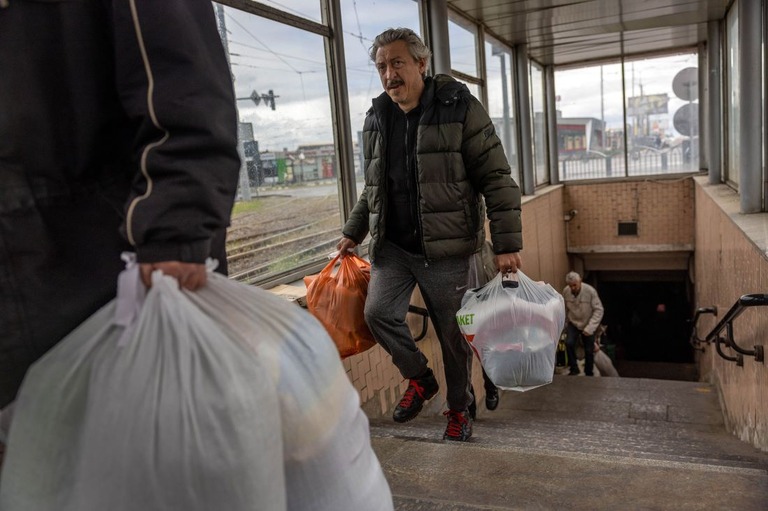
[565,179,695,250]
[693,177,768,451]
[343,186,569,419]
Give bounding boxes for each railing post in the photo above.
[605,155,612,177]
[689,306,716,352]
[661,152,668,171]
[715,334,741,364]
[726,324,745,367]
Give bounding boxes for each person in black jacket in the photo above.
[337,28,522,442]
[0,0,240,427]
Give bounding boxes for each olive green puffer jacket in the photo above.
[342,74,522,262]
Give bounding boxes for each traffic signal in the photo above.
[236,89,279,110]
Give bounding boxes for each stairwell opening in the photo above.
[591,270,696,381]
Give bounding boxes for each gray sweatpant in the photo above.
[364,241,472,411]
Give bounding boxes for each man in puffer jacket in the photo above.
[337,28,522,442]
[0,0,240,422]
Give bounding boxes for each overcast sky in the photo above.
[222,1,699,151]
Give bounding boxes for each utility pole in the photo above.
[600,65,605,149]
[215,4,252,201]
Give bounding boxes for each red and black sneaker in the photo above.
[393,370,439,423]
[443,409,472,442]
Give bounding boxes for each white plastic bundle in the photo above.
[456,271,566,391]
[185,271,394,511]
[594,350,620,377]
[0,258,393,511]
[0,262,285,511]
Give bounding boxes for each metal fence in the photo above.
[559,145,698,180]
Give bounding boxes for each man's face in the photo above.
[568,281,582,294]
[375,40,426,112]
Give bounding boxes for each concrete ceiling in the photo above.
[448,0,731,66]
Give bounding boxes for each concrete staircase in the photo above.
[369,375,768,510]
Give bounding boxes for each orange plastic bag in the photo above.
[303,254,376,358]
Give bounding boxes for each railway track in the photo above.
[229,236,339,284]
[226,193,342,283]
[227,195,338,241]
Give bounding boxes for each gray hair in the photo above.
[369,28,432,74]
[565,271,582,284]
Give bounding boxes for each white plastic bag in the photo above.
[594,349,620,377]
[457,271,566,391]
[0,260,285,511]
[185,271,394,511]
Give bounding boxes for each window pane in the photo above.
[625,52,699,177]
[258,0,321,24]
[726,2,740,186]
[454,79,480,100]
[555,51,700,182]
[448,14,478,77]
[555,62,623,180]
[340,0,422,198]
[530,62,548,185]
[485,40,519,185]
[220,5,341,284]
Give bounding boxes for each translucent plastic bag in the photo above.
[456,271,566,391]
[0,259,285,511]
[303,254,376,358]
[594,348,620,377]
[185,270,394,511]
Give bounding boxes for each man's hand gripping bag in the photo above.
[303,254,376,358]
[0,258,285,511]
[457,271,566,391]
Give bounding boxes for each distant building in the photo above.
[555,112,605,155]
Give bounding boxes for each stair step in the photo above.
[370,414,766,471]
[372,436,768,511]
[370,375,768,510]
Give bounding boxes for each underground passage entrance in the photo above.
[592,270,695,380]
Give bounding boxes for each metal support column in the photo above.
[764,0,768,211]
[477,26,488,108]
[425,0,451,75]
[515,44,535,195]
[698,42,708,171]
[545,65,560,185]
[738,0,762,212]
[707,21,722,185]
[321,0,357,219]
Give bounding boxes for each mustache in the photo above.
[386,80,404,88]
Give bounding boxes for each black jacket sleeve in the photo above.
[108,0,240,263]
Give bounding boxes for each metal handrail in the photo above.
[704,294,768,365]
[714,332,742,365]
[689,306,717,352]
[408,305,429,342]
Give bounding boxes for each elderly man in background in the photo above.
[562,272,604,376]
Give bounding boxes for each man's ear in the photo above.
[417,58,427,75]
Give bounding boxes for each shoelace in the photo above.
[443,410,468,437]
[399,379,426,408]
